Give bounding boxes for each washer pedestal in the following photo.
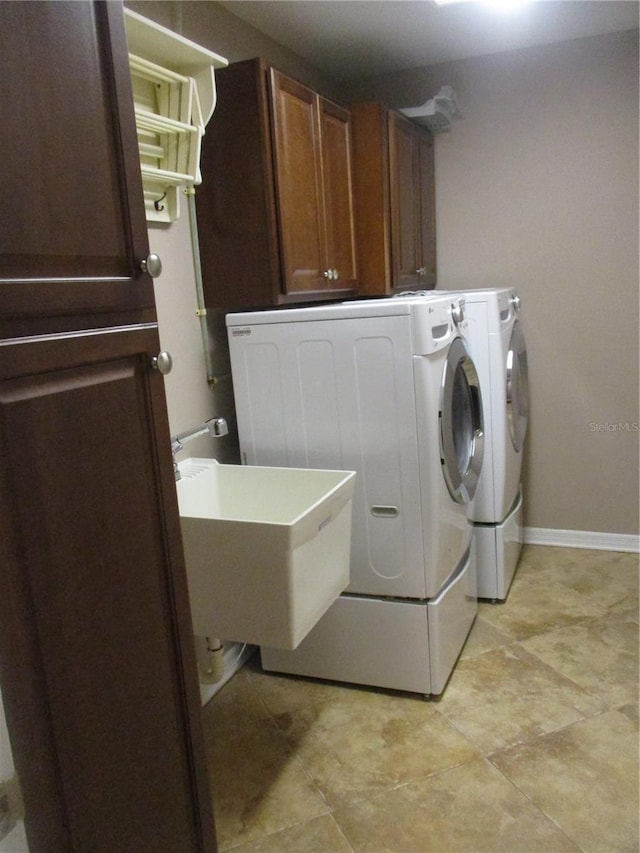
[475,489,523,601]
[261,543,477,698]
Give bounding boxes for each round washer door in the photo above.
[440,337,484,504]
[506,320,529,452]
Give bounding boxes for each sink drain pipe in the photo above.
[199,636,225,684]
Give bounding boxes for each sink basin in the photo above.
[176,459,356,649]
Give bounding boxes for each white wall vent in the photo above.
[399,86,460,134]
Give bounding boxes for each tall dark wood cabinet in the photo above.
[350,102,437,295]
[195,58,357,310]
[0,3,216,850]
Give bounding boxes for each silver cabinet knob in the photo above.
[140,253,162,278]
[416,267,427,276]
[150,351,173,375]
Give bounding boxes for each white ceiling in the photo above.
[219,0,639,81]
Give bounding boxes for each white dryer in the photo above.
[226,294,484,696]
[439,287,529,600]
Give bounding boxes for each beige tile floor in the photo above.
[201,545,639,853]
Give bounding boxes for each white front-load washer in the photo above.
[226,294,484,696]
[438,287,529,600]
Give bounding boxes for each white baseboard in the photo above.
[524,527,639,554]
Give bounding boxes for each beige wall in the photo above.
[343,30,639,535]
[126,1,638,535]
[127,0,340,97]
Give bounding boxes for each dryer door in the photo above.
[440,337,484,504]
[506,320,529,452]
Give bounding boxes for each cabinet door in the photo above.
[319,98,357,290]
[270,69,326,295]
[417,130,437,287]
[0,0,152,337]
[0,327,216,851]
[389,113,421,291]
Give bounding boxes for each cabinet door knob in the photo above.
[140,253,163,278]
[416,267,426,276]
[150,351,173,375]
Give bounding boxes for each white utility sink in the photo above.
[176,459,356,649]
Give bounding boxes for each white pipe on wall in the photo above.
[185,185,217,390]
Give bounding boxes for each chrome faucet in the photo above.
[171,417,229,480]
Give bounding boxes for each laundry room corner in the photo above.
[342,28,639,543]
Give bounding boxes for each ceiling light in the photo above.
[433,0,532,9]
[482,0,532,10]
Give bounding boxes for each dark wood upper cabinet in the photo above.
[351,102,437,295]
[0,0,154,337]
[0,2,216,850]
[195,58,357,310]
